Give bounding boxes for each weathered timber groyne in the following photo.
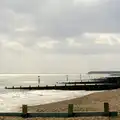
[5,76,120,91]
[5,84,120,91]
[59,77,120,85]
[0,103,117,118]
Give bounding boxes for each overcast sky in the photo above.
[0,0,120,73]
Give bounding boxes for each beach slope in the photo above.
[28,89,120,113]
[2,89,120,120]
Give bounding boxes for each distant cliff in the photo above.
[88,71,120,74]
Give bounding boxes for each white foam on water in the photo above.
[0,90,98,112]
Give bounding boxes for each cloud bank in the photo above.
[0,0,120,73]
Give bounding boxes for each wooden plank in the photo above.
[0,112,117,117]
[27,112,118,117]
[74,112,117,117]
[110,112,118,117]
[28,113,69,118]
[0,113,22,117]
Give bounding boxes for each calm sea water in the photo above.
[0,74,105,112]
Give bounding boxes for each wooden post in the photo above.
[38,76,40,85]
[104,103,110,119]
[22,105,28,117]
[81,74,82,82]
[68,104,73,114]
[104,102,109,112]
[66,75,68,81]
[80,74,81,81]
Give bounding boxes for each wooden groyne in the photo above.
[58,81,117,84]
[0,103,117,118]
[59,77,120,85]
[5,84,120,91]
[5,76,120,91]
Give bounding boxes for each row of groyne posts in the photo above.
[6,74,120,90]
[37,75,72,85]
[0,103,118,118]
[5,74,87,89]
[38,74,88,84]
[37,74,83,85]
[5,74,112,90]
[37,74,105,86]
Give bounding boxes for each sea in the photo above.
[0,73,107,112]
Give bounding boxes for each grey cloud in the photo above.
[0,0,120,54]
[31,38,120,55]
[0,9,14,33]
[1,0,120,38]
[34,0,120,38]
[56,46,120,55]
[1,0,120,73]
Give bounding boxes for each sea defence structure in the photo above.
[5,76,120,91]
